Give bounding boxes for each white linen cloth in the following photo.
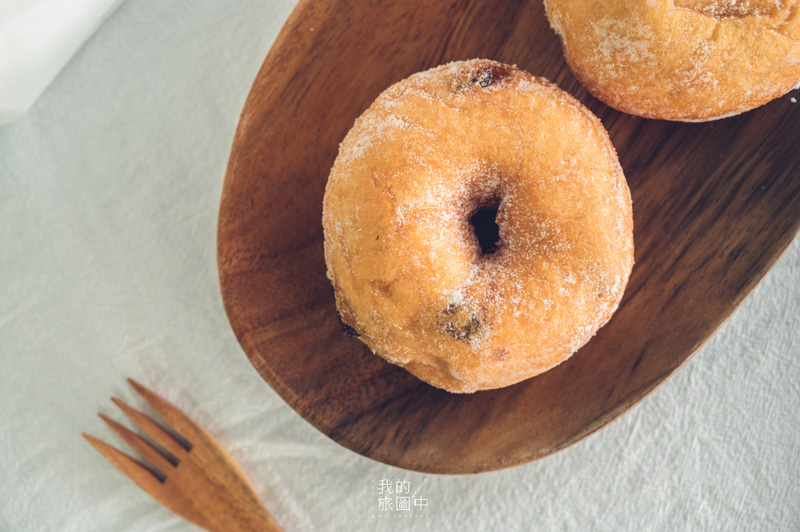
[1,1,798,530]
[0,0,125,124]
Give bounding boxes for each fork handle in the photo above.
[181,460,284,532]
[199,499,283,532]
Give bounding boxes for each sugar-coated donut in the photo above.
[322,59,633,393]
[544,0,800,121]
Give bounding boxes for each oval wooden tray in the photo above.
[217,0,800,473]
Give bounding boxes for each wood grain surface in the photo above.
[85,380,282,531]
[217,0,800,473]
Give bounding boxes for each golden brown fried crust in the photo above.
[545,0,800,121]
[322,59,634,392]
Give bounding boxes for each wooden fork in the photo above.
[83,378,282,532]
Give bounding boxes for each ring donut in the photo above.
[322,59,634,393]
[544,0,800,121]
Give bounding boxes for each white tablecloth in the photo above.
[0,0,125,124]
[1,1,798,530]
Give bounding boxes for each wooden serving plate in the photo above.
[217,0,800,473]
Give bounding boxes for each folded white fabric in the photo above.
[0,0,124,124]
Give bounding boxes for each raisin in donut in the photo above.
[544,0,800,121]
[322,59,633,393]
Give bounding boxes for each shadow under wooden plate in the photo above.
[217,0,800,474]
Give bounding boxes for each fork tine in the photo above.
[82,433,166,495]
[98,413,177,473]
[127,378,202,444]
[112,397,188,457]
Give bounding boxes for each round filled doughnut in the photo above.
[544,0,800,121]
[322,59,634,393]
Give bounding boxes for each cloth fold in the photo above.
[0,0,125,124]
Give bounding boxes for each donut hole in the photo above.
[470,201,501,255]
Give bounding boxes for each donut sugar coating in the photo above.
[322,59,633,393]
[544,0,800,121]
